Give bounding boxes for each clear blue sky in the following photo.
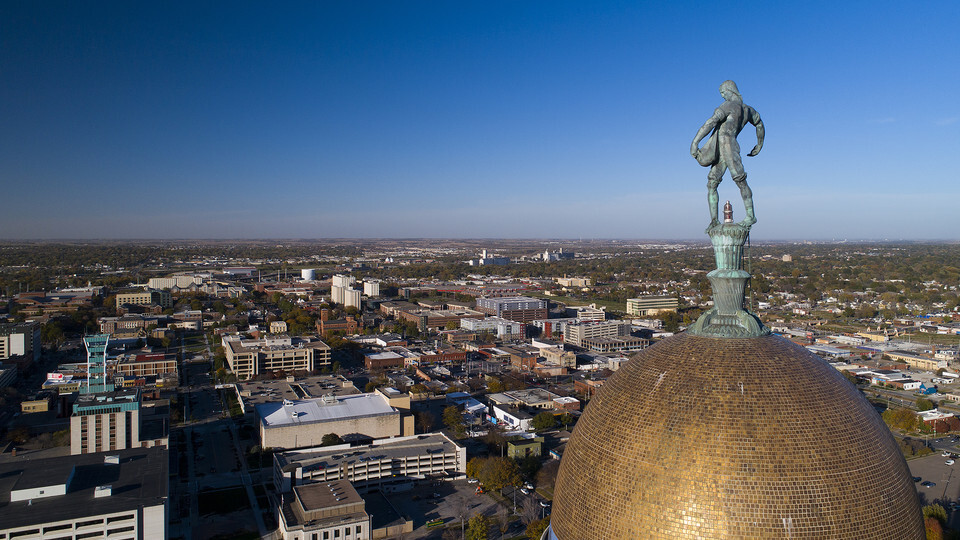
[2,1,958,240]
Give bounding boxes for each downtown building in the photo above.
[626,295,679,316]
[0,448,168,540]
[0,321,40,363]
[115,289,172,310]
[222,334,332,380]
[459,316,525,339]
[70,335,168,455]
[475,296,548,323]
[255,388,415,449]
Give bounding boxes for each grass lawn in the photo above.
[524,291,627,313]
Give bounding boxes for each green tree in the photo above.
[443,405,466,438]
[517,455,541,480]
[465,514,490,540]
[839,370,859,386]
[321,433,343,446]
[531,412,557,431]
[916,397,935,412]
[487,377,505,394]
[40,321,64,345]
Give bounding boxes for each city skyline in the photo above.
[2,1,958,241]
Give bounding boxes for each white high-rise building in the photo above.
[332,274,355,288]
[363,280,380,297]
[344,289,362,310]
[331,274,356,306]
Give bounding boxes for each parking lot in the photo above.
[909,452,960,527]
[385,480,508,538]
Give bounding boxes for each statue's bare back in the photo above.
[691,81,764,228]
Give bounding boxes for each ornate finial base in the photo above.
[689,222,769,338]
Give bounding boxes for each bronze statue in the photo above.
[691,80,764,227]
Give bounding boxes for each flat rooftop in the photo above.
[258,392,396,428]
[296,479,363,512]
[0,447,167,531]
[74,388,140,407]
[239,375,359,406]
[504,388,560,404]
[276,433,461,472]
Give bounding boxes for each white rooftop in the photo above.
[257,393,395,428]
[366,351,403,361]
[918,409,955,421]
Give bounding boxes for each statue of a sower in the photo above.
[690,80,764,228]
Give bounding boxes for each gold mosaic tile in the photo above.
[551,333,925,539]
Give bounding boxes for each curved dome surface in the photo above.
[550,333,924,539]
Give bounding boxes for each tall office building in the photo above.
[0,322,40,363]
[70,335,163,455]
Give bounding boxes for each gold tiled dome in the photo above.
[550,333,924,539]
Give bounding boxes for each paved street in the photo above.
[171,357,269,539]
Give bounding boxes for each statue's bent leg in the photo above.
[706,166,724,225]
[733,173,756,226]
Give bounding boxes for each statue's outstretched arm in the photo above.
[747,107,764,157]
[691,108,725,157]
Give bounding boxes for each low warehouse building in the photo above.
[256,388,414,449]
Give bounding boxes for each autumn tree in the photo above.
[481,457,522,491]
[882,408,918,432]
[466,514,490,540]
[924,516,943,540]
[526,517,550,540]
[923,503,947,525]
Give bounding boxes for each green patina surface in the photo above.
[688,222,769,338]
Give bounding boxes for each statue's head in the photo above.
[719,80,742,102]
